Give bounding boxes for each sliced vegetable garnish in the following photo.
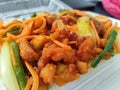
[114,29,120,53]
[77,16,92,37]
[31,13,37,18]
[59,9,67,12]
[7,26,20,34]
[11,42,27,90]
[91,30,117,67]
[0,40,20,90]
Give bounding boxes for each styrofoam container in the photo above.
[0,0,120,90]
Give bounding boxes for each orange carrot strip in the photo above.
[104,22,118,39]
[52,39,72,51]
[104,27,112,39]
[23,16,37,24]
[37,12,49,17]
[59,10,86,17]
[7,21,33,41]
[23,15,45,24]
[50,31,72,50]
[5,23,23,31]
[33,17,46,34]
[104,20,112,30]
[59,11,70,17]
[51,20,58,32]
[24,79,32,90]
[90,20,100,47]
[57,20,65,31]
[68,41,77,44]
[34,17,43,29]
[0,23,23,37]
[25,62,39,90]
[4,20,21,28]
[0,30,6,37]
[114,40,120,53]
[16,35,38,43]
[0,20,4,29]
[72,10,86,16]
[66,25,78,32]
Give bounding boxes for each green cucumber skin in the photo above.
[7,26,20,34]
[11,42,26,90]
[91,30,117,68]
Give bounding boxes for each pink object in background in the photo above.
[102,0,120,19]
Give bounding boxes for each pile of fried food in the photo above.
[0,9,120,90]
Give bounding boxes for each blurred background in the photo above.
[0,0,116,17]
[61,0,113,18]
[0,0,117,19]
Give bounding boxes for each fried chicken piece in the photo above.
[19,39,39,62]
[38,43,76,69]
[76,61,88,74]
[40,63,56,84]
[76,36,95,62]
[55,64,80,86]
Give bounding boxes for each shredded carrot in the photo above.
[104,26,112,39]
[57,20,65,31]
[24,81,32,90]
[51,20,58,32]
[16,35,38,43]
[94,47,103,54]
[25,61,39,90]
[4,20,21,28]
[0,30,6,37]
[34,17,43,29]
[104,22,118,39]
[6,23,23,30]
[90,20,100,47]
[59,11,70,17]
[114,40,120,53]
[49,31,72,51]
[4,23,24,33]
[52,39,72,51]
[72,10,86,16]
[59,9,86,17]
[23,15,44,25]
[7,21,33,41]
[68,41,77,44]
[104,20,112,30]
[37,12,50,17]
[33,17,46,34]
[0,20,4,29]
[66,25,78,32]
[0,23,23,38]
[23,16,39,24]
